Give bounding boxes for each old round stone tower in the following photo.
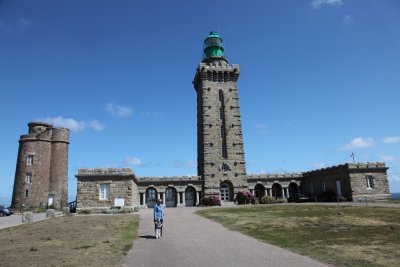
[11,122,70,210]
[193,32,248,200]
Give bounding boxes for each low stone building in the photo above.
[75,161,390,212]
[247,173,303,201]
[76,169,203,213]
[76,168,138,213]
[302,162,390,202]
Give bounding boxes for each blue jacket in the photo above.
[153,203,164,221]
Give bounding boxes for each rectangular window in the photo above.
[27,155,34,165]
[99,184,110,200]
[25,173,32,183]
[25,189,29,197]
[366,175,374,189]
[140,193,144,205]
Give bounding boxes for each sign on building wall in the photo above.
[115,198,125,207]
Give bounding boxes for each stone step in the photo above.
[220,201,236,207]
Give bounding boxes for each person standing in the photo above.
[153,199,164,237]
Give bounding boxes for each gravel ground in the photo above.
[121,207,328,267]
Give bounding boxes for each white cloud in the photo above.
[311,0,343,9]
[255,123,268,134]
[313,162,327,169]
[382,136,400,144]
[343,14,354,25]
[255,123,267,129]
[378,154,396,162]
[106,103,134,118]
[17,18,31,31]
[125,157,143,166]
[389,174,399,182]
[39,116,105,132]
[170,160,196,168]
[0,193,10,199]
[339,137,375,150]
[0,19,11,32]
[87,120,105,131]
[140,111,164,119]
[0,18,32,32]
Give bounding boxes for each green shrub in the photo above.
[259,196,286,204]
[236,191,255,205]
[308,194,317,202]
[79,209,91,214]
[198,195,221,206]
[318,189,336,202]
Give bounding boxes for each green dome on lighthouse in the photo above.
[203,31,225,59]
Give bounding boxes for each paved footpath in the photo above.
[0,213,46,230]
[121,207,328,267]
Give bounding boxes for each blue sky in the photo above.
[1,0,399,205]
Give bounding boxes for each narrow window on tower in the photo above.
[222,144,228,159]
[218,72,223,82]
[220,107,223,120]
[212,71,217,82]
[219,90,224,102]
[27,155,33,165]
[25,190,29,197]
[25,173,32,183]
[220,126,225,138]
[207,71,212,81]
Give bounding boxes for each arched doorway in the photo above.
[185,186,196,207]
[165,187,177,207]
[288,182,299,198]
[220,181,233,201]
[220,184,229,201]
[254,184,265,201]
[146,187,157,208]
[271,183,283,199]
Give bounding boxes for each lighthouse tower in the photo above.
[193,32,248,201]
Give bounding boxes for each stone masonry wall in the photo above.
[302,162,390,201]
[12,122,70,210]
[12,122,54,210]
[76,168,138,212]
[193,59,247,198]
[348,163,391,201]
[49,128,69,208]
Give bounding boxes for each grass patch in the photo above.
[0,214,139,267]
[197,205,400,267]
